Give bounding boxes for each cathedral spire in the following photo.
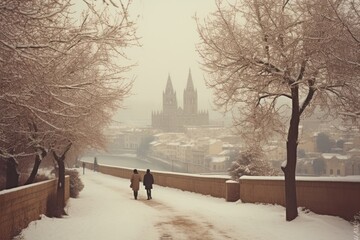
[186,68,194,91]
[165,74,174,93]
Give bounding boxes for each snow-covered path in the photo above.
[17,171,356,240]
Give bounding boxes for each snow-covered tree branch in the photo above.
[197,0,360,221]
[0,0,138,194]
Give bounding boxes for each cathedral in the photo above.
[151,70,209,132]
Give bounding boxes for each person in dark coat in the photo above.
[143,169,154,200]
[130,169,141,200]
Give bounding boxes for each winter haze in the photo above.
[112,0,218,126]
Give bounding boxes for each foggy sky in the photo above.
[113,0,218,126]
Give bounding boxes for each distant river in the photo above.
[80,153,174,172]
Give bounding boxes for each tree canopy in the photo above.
[0,0,138,161]
[197,0,360,221]
[0,0,138,192]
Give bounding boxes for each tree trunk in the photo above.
[6,157,19,189]
[25,123,47,185]
[281,86,300,221]
[283,131,299,221]
[55,158,66,216]
[25,154,42,185]
[52,143,71,217]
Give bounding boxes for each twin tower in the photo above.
[151,69,209,132]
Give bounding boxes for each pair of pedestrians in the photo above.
[130,169,154,200]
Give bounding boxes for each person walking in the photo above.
[130,169,141,200]
[143,169,154,200]
[82,162,86,175]
[94,157,98,172]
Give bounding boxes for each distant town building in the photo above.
[152,70,209,132]
[209,155,230,172]
[321,152,360,176]
[111,128,154,151]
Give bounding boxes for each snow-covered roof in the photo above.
[179,143,194,147]
[150,141,162,147]
[348,148,360,155]
[168,142,180,146]
[348,148,360,152]
[263,145,278,151]
[222,143,233,148]
[210,156,228,163]
[219,150,231,155]
[321,153,349,160]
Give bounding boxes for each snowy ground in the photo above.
[16,170,357,240]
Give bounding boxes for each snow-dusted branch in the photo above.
[197,0,360,221]
[0,0,138,163]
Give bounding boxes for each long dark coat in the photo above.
[143,172,154,190]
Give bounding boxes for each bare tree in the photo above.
[197,0,360,221]
[0,0,138,192]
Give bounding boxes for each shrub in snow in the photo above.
[65,169,84,198]
[228,148,278,180]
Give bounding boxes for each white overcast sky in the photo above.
[113,0,219,125]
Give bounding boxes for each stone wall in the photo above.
[87,162,360,221]
[89,162,228,198]
[0,177,70,240]
[239,177,360,221]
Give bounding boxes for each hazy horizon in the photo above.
[112,0,219,126]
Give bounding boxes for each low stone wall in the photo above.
[0,177,70,240]
[152,170,227,198]
[239,177,360,221]
[85,162,360,221]
[87,162,229,198]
